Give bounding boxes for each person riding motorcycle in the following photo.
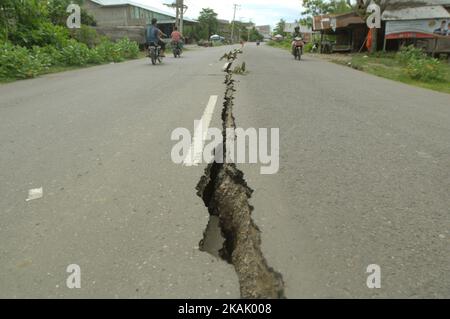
[291,26,304,55]
[146,18,167,57]
[171,26,184,52]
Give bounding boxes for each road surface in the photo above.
[0,44,449,298]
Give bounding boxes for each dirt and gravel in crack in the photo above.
[197,49,285,299]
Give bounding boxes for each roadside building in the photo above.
[218,19,231,40]
[236,21,255,42]
[83,0,197,44]
[312,0,450,53]
[256,25,272,40]
[312,12,367,52]
[382,0,450,53]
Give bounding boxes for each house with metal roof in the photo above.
[382,0,450,53]
[312,0,450,53]
[312,12,367,52]
[256,25,272,40]
[217,19,232,40]
[83,0,197,43]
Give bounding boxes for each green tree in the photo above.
[0,0,96,43]
[0,0,48,43]
[302,0,351,16]
[0,0,15,40]
[302,0,331,16]
[332,0,352,14]
[198,8,218,40]
[248,27,264,42]
[232,21,254,41]
[274,19,286,36]
[47,0,96,27]
[183,24,198,41]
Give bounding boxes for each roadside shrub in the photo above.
[303,42,313,53]
[37,45,64,65]
[396,45,426,65]
[269,39,292,50]
[395,45,446,82]
[73,25,100,48]
[14,22,70,49]
[1,34,140,80]
[115,38,139,59]
[31,46,54,68]
[0,42,46,79]
[60,39,91,66]
[405,57,445,82]
[87,48,104,64]
[96,39,123,62]
[0,29,7,43]
[212,41,224,47]
[197,40,211,47]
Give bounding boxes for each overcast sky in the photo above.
[135,0,305,27]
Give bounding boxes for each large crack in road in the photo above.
[197,49,285,299]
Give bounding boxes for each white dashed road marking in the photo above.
[183,95,218,166]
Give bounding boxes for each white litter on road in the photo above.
[26,187,43,202]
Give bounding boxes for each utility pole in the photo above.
[164,0,188,34]
[175,1,180,30]
[230,4,240,43]
[246,19,253,42]
[179,0,184,35]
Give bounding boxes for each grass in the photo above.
[0,52,146,84]
[0,47,196,84]
[268,39,314,55]
[268,40,450,94]
[331,53,450,94]
[267,40,292,51]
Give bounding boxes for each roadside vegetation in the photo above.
[268,39,314,53]
[268,36,449,94]
[332,46,450,94]
[0,0,140,82]
[184,8,263,45]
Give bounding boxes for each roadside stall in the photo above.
[312,13,368,53]
[383,4,450,54]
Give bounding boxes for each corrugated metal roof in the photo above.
[387,0,450,7]
[383,5,450,20]
[313,13,365,31]
[89,0,197,23]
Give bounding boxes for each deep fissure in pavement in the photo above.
[197,50,285,299]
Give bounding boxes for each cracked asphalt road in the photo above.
[0,44,449,298]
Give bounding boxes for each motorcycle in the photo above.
[172,41,182,58]
[148,42,163,65]
[293,37,304,60]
